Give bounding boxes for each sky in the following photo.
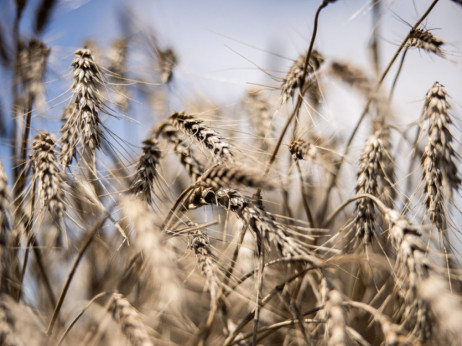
[1,0,462,161]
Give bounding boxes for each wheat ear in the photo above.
[130,137,162,203]
[167,112,233,161]
[110,293,154,346]
[59,48,104,168]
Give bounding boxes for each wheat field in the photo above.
[1,0,462,345]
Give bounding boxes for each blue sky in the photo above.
[1,0,462,162]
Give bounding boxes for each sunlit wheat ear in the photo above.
[384,210,433,338]
[17,39,50,109]
[59,48,104,168]
[289,138,317,161]
[108,38,129,113]
[320,279,347,346]
[197,164,274,191]
[120,195,182,311]
[158,48,177,84]
[31,132,66,229]
[167,112,233,162]
[419,275,462,342]
[422,82,460,193]
[281,49,324,104]
[375,125,395,207]
[353,133,384,247]
[130,137,162,204]
[160,125,204,181]
[328,61,374,99]
[110,293,154,346]
[408,29,444,56]
[421,82,460,232]
[0,294,47,345]
[189,228,219,306]
[243,90,273,152]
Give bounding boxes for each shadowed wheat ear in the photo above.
[110,293,154,346]
[120,195,183,311]
[244,90,273,152]
[158,48,177,84]
[0,162,18,295]
[281,49,324,104]
[408,29,444,56]
[0,294,47,345]
[130,137,162,204]
[59,48,104,168]
[17,39,50,109]
[31,132,66,227]
[189,228,219,306]
[328,61,375,99]
[160,124,204,181]
[166,112,233,162]
[320,279,347,346]
[289,138,317,161]
[197,163,274,191]
[107,38,129,113]
[384,209,445,340]
[421,82,460,232]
